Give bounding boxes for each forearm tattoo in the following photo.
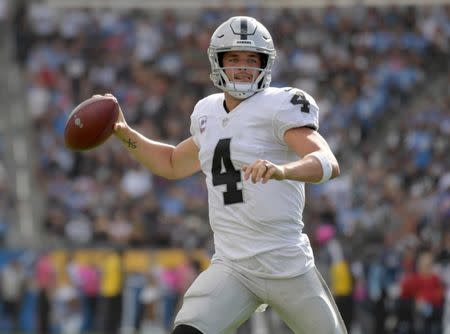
[124,138,137,149]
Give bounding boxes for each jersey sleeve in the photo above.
[189,104,201,147]
[273,88,320,144]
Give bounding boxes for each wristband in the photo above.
[306,151,333,183]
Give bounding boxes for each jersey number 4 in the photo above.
[290,90,310,113]
[212,138,243,205]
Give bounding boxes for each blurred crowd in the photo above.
[0,118,14,245]
[0,1,449,333]
[0,0,14,246]
[0,249,203,334]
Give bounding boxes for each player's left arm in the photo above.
[281,127,340,182]
[243,127,339,184]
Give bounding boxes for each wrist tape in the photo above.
[307,151,333,183]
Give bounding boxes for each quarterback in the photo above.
[113,16,347,334]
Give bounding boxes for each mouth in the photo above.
[233,75,252,82]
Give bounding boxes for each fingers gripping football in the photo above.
[91,94,130,143]
[91,94,127,136]
[242,160,285,184]
[113,109,128,138]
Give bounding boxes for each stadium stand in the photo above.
[0,1,448,333]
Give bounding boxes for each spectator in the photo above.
[97,250,123,334]
[435,229,450,334]
[66,253,100,332]
[399,250,445,334]
[0,258,26,332]
[53,280,82,334]
[315,224,354,330]
[139,269,165,334]
[35,251,56,334]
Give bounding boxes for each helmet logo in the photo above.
[235,40,252,45]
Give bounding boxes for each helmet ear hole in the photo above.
[217,52,226,85]
[256,77,264,89]
[260,54,268,69]
[218,52,225,67]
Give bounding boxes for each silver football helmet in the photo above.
[208,16,276,99]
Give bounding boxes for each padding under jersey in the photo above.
[189,87,319,278]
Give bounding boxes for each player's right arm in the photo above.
[113,103,201,180]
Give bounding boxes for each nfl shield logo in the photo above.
[199,116,207,133]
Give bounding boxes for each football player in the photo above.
[113,16,347,334]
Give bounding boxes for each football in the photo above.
[64,95,119,151]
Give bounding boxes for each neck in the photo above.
[224,93,243,112]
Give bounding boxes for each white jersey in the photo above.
[190,87,319,278]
